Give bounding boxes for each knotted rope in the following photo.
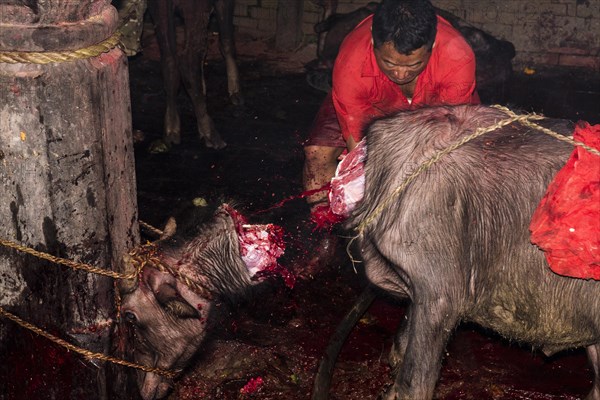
[127,242,214,300]
[0,0,143,64]
[495,106,600,156]
[348,106,599,270]
[0,223,212,379]
[0,306,179,379]
[354,107,547,235]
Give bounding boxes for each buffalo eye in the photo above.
[123,311,138,324]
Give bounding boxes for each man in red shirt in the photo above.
[303,0,479,212]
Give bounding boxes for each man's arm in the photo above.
[346,135,358,151]
[332,88,377,146]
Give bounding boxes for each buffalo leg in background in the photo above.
[147,0,226,148]
[214,0,243,106]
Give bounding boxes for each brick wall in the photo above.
[233,0,600,70]
[431,0,600,70]
[235,0,325,39]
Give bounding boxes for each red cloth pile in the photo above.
[529,122,600,280]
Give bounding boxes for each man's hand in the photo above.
[346,135,358,152]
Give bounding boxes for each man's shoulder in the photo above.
[335,14,374,65]
[433,16,474,63]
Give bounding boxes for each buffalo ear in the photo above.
[149,272,199,319]
[163,299,199,319]
[159,217,177,240]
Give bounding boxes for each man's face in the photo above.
[373,41,432,86]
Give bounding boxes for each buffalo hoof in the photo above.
[164,106,181,145]
[230,92,244,107]
[163,132,181,145]
[198,118,227,149]
[204,133,227,149]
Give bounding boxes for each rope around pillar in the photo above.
[0,31,122,64]
[0,227,213,378]
[0,237,137,280]
[0,0,143,65]
[0,306,179,378]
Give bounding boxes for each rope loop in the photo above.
[355,108,537,234]
[0,220,202,380]
[354,105,599,238]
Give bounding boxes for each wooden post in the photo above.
[0,1,139,399]
[275,0,305,51]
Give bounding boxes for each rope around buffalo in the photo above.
[355,108,544,235]
[495,105,600,157]
[354,105,600,237]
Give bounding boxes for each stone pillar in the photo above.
[0,1,139,399]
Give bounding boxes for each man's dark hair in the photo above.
[372,0,437,54]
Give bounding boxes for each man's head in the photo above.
[372,0,437,85]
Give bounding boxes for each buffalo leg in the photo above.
[383,295,459,400]
[388,308,410,370]
[148,0,182,144]
[586,343,600,400]
[179,2,226,149]
[359,239,412,378]
[312,285,377,400]
[214,0,243,106]
[360,238,410,300]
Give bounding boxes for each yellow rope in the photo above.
[139,220,165,237]
[0,237,137,280]
[0,31,122,64]
[0,0,145,65]
[353,105,600,244]
[355,111,545,234]
[0,234,212,378]
[0,235,213,298]
[0,306,179,378]
[128,242,214,299]
[493,105,600,156]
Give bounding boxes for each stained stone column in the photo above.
[0,1,139,399]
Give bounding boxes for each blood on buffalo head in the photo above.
[117,203,286,400]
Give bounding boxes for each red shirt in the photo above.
[332,15,479,142]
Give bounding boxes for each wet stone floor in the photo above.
[126,43,600,400]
